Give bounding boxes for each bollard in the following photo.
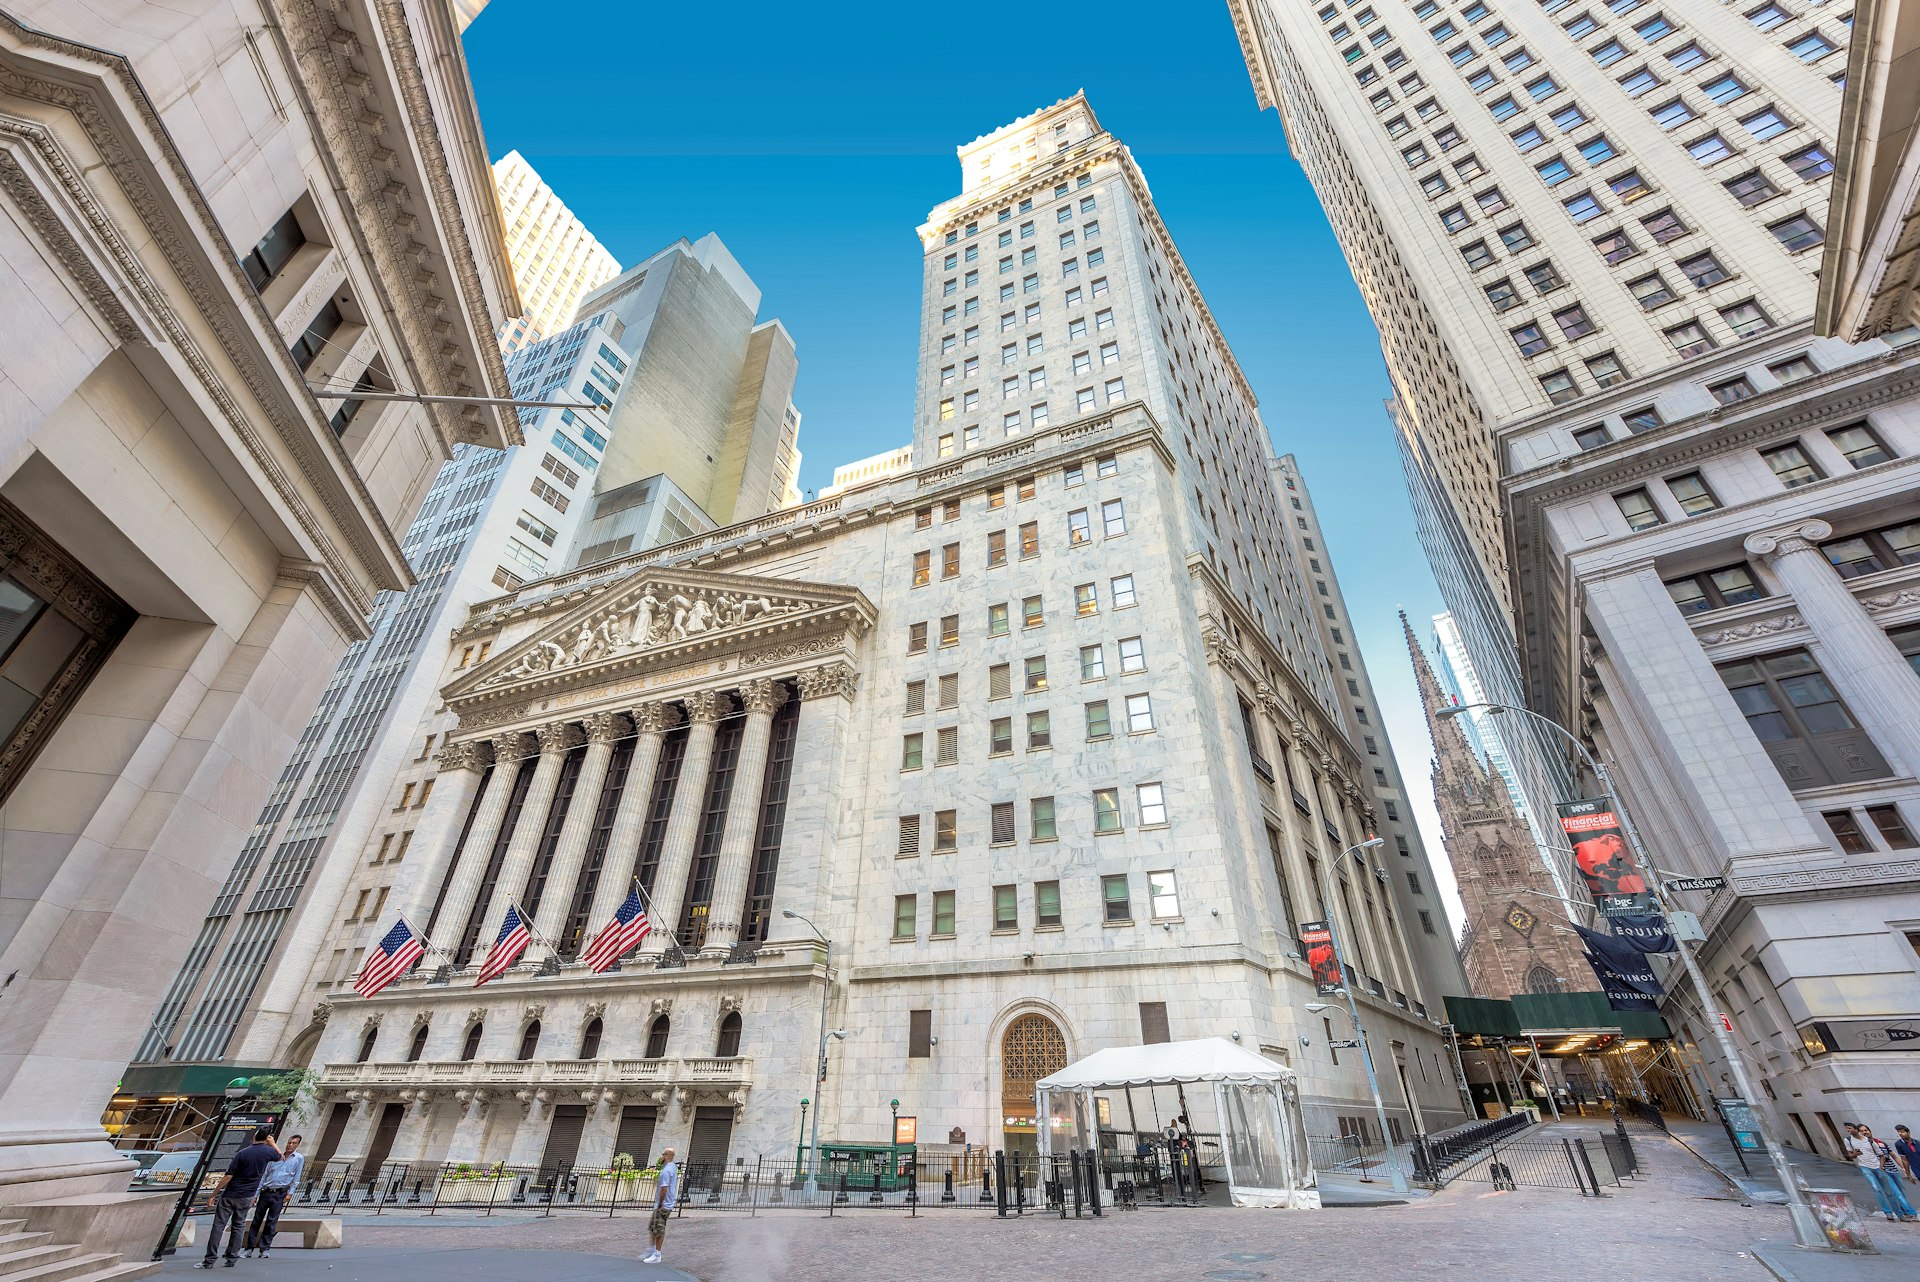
[1014,1162,1027,1216]
[907,1165,918,1208]
[1068,1151,1082,1219]
[408,1179,423,1204]
[335,1179,354,1206]
[835,1171,850,1205]
[942,1169,956,1203]
[980,1164,993,1205]
[994,1151,1008,1218]
[869,1169,884,1204]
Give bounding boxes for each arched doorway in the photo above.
[1000,1013,1067,1159]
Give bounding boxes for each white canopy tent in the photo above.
[1034,1037,1320,1208]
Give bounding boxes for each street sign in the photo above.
[1717,1097,1763,1151]
[1664,876,1727,894]
[1328,1039,1360,1049]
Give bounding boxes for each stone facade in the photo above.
[0,0,516,1251]
[292,99,1467,1180]
[1404,616,1588,1001]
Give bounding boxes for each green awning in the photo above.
[1444,992,1670,1041]
[114,1063,285,1099]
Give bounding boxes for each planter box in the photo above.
[436,1177,516,1205]
[584,1174,657,1204]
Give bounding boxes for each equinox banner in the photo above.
[1556,797,1653,916]
[1573,924,1665,1012]
[1300,921,1343,995]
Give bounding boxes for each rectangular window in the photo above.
[1718,649,1887,789]
[1563,192,1602,222]
[1086,699,1112,739]
[1642,208,1688,242]
[1741,107,1789,141]
[932,809,957,852]
[1727,169,1781,206]
[987,603,1010,637]
[1665,320,1715,357]
[1027,709,1052,750]
[1868,805,1917,849]
[1020,521,1040,557]
[992,884,1018,931]
[1710,376,1756,405]
[1721,299,1773,337]
[1102,873,1131,921]
[1486,279,1521,311]
[1665,563,1766,614]
[1036,879,1062,926]
[1826,523,1920,578]
[1618,67,1660,96]
[991,802,1017,846]
[1022,595,1044,629]
[1827,423,1893,469]
[1102,499,1127,536]
[1032,797,1058,841]
[1593,229,1637,264]
[1148,870,1180,919]
[1667,470,1720,515]
[940,614,959,647]
[1553,304,1595,339]
[894,894,916,940]
[987,529,1007,567]
[1769,354,1818,383]
[1678,252,1729,288]
[1118,636,1146,673]
[908,622,928,654]
[990,663,1011,699]
[1704,75,1749,105]
[1540,369,1581,404]
[1512,323,1551,357]
[1125,693,1155,734]
[1138,782,1168,826]
[1687,133,1733,165]
[1610,170,1653,202]
[1024,655,1048,692]
[1652,98,1696,129]
[1075,582,1098,616]
[1068,509,1091,546]
[1080,644,1106,680]
[1786,146,1835,181]
[1763,442,1824,488]
[1615,488,1664,530]
[898,814,922,857]
[931,890,955,937]
[1573,423,1612,450]
[1588,350,1628,389]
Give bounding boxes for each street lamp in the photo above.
[783,908,835,1194]
[1307,837,1409,1193]
[1438,701,1824,1248]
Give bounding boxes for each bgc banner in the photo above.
[1556,798,1653,916]
[1300,921,1343,995]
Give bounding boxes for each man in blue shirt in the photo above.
[641,1147,678,1266]
[243,1134,302,1257]
[201,1129,280,1268]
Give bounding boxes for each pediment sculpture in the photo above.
[494,584,808,683]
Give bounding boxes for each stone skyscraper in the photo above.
[284,97,1466,1183]
[1231,0,1920,1140]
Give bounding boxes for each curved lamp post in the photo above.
[783,909,836,1194]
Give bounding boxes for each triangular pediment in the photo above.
[446,565,874,705]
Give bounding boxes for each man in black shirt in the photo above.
[200,1129,279,1268]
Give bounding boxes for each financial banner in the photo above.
[1300,921,1343,995]
[1556,798,1653,915]
[1573,923,1664,1012]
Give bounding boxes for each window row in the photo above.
[902,689,1158,766]
[1619,423,1900,532]
[891,867,1178,940]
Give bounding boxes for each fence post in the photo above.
[907,1164,917,1217]
[994,1151,1008,1218]
[1576,1138,1608,1192]
[942,1169,955,1203]
[1561,1138,1591,1196]
[1086,1149,1101,1217]
[1014,1159,1026,1216]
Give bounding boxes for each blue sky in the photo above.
[462,2,1463,927]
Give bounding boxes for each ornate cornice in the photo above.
[684,689,730,725]
[795,661,859,702]
[275,558,368,643]
[434,739,490,773]
[490,732,533,765]
[738,677,787,717]
[0,21,408,607]
[533,722,584,755]
[581,711,629,744]
[631,702,684,735]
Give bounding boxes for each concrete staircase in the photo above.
[0,1219,157,1282]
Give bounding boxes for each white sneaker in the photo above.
[641,1251,661,1264]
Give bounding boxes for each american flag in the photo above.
[582,889,652,973]
[476,905,531,986]
[354,919,424,998]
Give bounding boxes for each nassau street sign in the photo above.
[1662,876,1727,894]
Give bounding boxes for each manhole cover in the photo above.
[1220,1254,1277,1264]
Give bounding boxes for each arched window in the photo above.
[517,1020,542,1061]
[406,1024,429,1063]
[460,1023,483,1061]
[715,1011,742,1058]
[579,1017,603,1059]
[645,1015,670,1059]
[1526,964,1561,995]
[356,1025,378,1064]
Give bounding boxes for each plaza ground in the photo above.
[156,1126,1920,1282]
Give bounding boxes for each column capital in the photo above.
[795,662,859,701]
[1744,519,1834,562]
[535,721,586,754]
[631,701,685,735]
[684,689,733,724]
[491,731,534,765]
[582,711,631,744]
[738,676,789,717]
[435,740,491,773]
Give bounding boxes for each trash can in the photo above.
[1805,1188,1877,1253]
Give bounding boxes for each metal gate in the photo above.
[1451,1136,1619,1195]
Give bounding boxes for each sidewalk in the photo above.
[1660,1115,1864,1205]
[161,1244,695,1282]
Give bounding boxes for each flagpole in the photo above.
[631,878,688,959]
[395,912,450,964]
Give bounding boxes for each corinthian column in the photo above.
[396,741,487,926]
[1745,518,1920,776]
[531,712,630,959]
[699,679,790,954]
[643,690,731,952]
[583,701,682,941]
[476,721,583,953]
[428,733,531,946]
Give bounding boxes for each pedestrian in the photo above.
[640,1147,679,1266]
[243,1134,302,1257]
[200,1128,281,1268]
[1893,1125,1920,1182]
[1844,1123,1917,1222]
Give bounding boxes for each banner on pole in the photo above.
[1609,912,1676,954]
[1299,921,1343,995]
[1573,923,1664,1012]
[1556,798,1653,915]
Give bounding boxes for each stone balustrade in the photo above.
[320,1055,752,1091]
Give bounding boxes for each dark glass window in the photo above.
[460,1023,483,1061]
[645,1015,671,1059]
[1718,650,1891,789]
[290,300,343,372]
[241,208,306,293]
[715,1011,742,1058]
[517,1020,541,1061]
[579,1018,603,1059]
[1823,522,1920,579]
[1664,564,1766,614]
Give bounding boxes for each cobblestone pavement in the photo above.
[336,1130,1794,1281]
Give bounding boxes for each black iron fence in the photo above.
[1409,1111,1532,1185]
[284,1147,1212,1217]
[1447,1135,1621,1196]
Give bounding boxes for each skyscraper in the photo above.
[281,98,1465,1181]
[121,237,802,1123]
[493,150,623,349]
[1231,1,1920,1135]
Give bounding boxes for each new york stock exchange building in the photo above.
[301,401,1468,1180]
